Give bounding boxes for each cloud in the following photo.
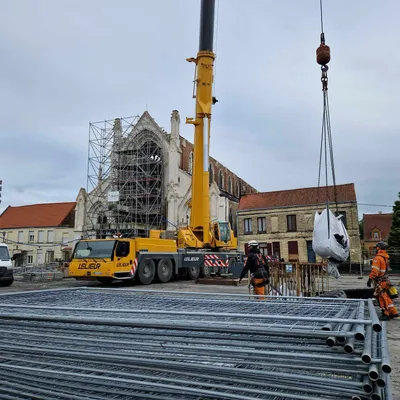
[0,0,398,218]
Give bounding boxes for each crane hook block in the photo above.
[316,43,331,65]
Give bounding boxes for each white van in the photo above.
[0,243,14,287]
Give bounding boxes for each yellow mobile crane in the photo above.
[176,0,237,251]
[68,0,242,285]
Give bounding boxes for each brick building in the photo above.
[237,183,362,263]
[362,213,392,257]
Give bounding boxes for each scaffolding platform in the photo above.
[86,115,166,239]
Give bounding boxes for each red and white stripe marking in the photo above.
[130,258,138,276]
[204,254,228,267]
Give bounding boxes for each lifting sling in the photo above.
[312,0,350,278]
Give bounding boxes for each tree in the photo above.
[388,192,400,270]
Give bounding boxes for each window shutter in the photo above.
[288,241,299,261]
[288,241,298,254]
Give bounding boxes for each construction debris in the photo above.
[0,288,393,399]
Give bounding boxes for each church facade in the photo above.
[74,110,256,238]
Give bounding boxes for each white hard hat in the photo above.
[248,240,259,247]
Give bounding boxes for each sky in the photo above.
[0,0,398,217]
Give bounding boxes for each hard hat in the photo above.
[376,241,388,250]
[248,240,259,247]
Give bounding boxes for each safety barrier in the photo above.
[267,262,329,297]
[14,265,67,282]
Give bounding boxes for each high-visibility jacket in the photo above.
[240,250,269,281]
[369,250,389,281]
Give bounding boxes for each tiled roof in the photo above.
[0,202,76,229]
[238,183,356,211]
[363,213,393,241]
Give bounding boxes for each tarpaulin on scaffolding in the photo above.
[312,208,350,279]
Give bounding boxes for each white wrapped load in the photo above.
[312,208,350,279]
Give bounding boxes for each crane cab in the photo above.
[211,221,237,250]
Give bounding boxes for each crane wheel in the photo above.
[156,259,173,283]
[136,258,156,285]
[200,264,210,278]
[188,265,200,280]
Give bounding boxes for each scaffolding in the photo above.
[85,116,166,239]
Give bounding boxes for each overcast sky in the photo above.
[0,0,398,217]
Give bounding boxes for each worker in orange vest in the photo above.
[239,240,269,300]
[367,241,399,319]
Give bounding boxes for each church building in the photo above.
[74,110,256,238]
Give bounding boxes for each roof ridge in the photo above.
[245,183,354,196]
[138,111,164,132]
[364,213,392,216]
[6,201,76,209]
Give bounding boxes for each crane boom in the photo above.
[186,0,216,246]
[177,0,237,251]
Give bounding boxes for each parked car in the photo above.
[0,243,14,286]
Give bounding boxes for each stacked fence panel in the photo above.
[0,288,393,399]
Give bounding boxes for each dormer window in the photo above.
[372,228,381,240]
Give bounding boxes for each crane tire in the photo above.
[200,264,210,278]
[157,259,173,283]
[136,258,156,285]
[188,265,200,280]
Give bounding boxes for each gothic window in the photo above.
[228,176,232,194]
[209,163,214,184]
[236,181,240,197]
[218,170,224,189]
[188,152,193,175]
[97,214,107,225]
[229,207,236,235]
